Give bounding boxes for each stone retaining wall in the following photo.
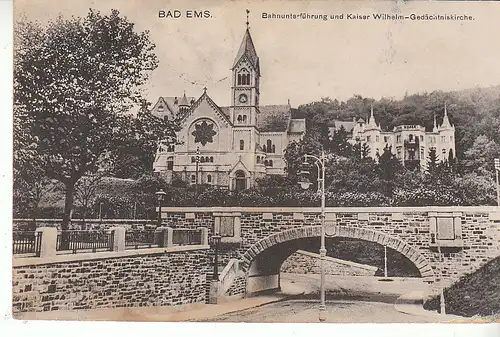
[12,247,210,314]
[280,250,378,276]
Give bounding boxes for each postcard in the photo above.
[9,0,500,327]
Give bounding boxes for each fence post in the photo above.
[109,227,125,252]
[154,226,169,247]
[165,227,174,247]
[35,227,57,258]
[198,227,209,246]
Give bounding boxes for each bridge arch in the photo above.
[241,225,435,284]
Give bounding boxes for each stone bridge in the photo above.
[163,206,500,299]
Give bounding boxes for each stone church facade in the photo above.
[152,26,306,190]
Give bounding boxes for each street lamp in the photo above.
[155,189,166,225]
[495,158,500,208]
[299,151,327,322]
[212,234,222,281]
[437,239,446,315]
[195,146,201,197]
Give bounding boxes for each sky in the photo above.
[13,0,500,108]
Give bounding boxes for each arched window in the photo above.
[191,175,196,184]
[167,144,175,152]
[207,174,212,184]
[167,157,174,170]
[191,157,196,163]
[240,139,244,151]
[242,115,247,123]
[237,115,243,123]
[272,144,276,153]
[210,156,214,163]
[269,160,273,167]
[238,68,250,85]
[200,157,205,163]
[256,156,260,164]
[267,140,272,153]
[262,145,266,152]
[264,160,269,166]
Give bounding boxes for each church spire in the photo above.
[232,10,260,75]
[433,112,438,132]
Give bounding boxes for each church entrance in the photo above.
[235,170,247,191]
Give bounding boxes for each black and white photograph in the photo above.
[8,0,500,326]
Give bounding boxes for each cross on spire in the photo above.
[246,9,250,28]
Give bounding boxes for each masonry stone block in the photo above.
[489,212,500,221]
[185,213,196,219]
[293,213,304,220]
[262,213,273,220]
[36,227,57,258]
[198,227,209,245]
[165,227,174,247]
[110,227,125,252]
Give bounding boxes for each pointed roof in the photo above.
[232,28,260,75]
[179,92,189,107]
[439,102,453,130]
[366,105,380,130]
[180,88,232,127]
[433,113,438,132]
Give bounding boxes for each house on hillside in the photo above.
[350,105,456,169]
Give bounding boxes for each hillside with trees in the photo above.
[14,58,500,218]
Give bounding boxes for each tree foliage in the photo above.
[14,9,161,229]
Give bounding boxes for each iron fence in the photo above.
[56,230,114,254]
[13,231,42,256]
[125,230,157,249]
[172,229,202,246]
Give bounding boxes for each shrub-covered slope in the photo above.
[424,256,500,317]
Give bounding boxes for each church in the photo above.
[151,22,306,190]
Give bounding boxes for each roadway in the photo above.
[208,273,453,323]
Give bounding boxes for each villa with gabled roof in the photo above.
[151,22,306,190]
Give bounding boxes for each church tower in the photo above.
[230,12,261,127]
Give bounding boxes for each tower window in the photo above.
[191,175,196,184]
[191,157,196,163]
[243,115,247,123]
[268,160,273,167]
[200,157,205,163]
[167,157,174,170]
[240,139,244,150]
[256,156,260,164]
[266,140,273,153]
[237,115,243,123]
[207,174,212,184]
[237,68,250,85]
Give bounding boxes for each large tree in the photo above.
[14,9,160,230]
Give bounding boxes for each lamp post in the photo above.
[212,234,221,281]
[299,151,327,322]
[495,158,500,208]
[437,240,446,315]
[155,189,166,226]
